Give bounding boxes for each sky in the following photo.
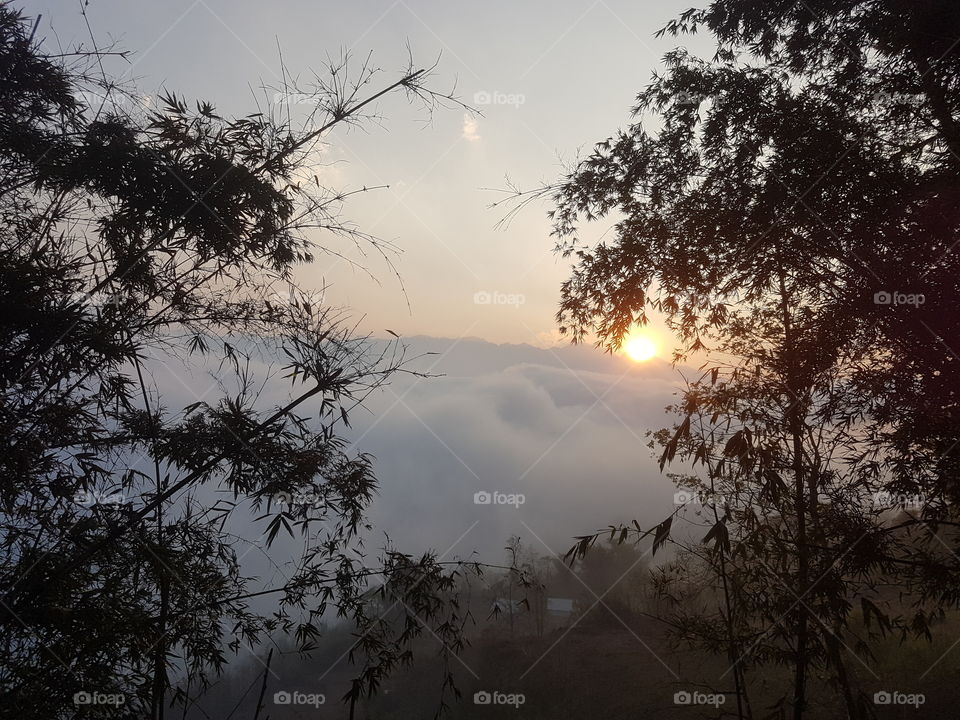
[353,337,700,561]
[36,0,719,580]
[151,335,697,587]
[34,0,717,348]
[20,4,960,712]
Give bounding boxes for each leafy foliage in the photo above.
[0,5,473,718]
[538,1,960,717]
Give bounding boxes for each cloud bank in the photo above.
[350,336,692,561]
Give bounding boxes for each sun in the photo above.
[624,333,658,363]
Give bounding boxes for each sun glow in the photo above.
[623,332,658,363]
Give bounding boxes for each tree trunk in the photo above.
[826,631,860,720]
[779,272,809,720]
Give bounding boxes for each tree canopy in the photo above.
[0,5,477,718]
[540,1,960,717]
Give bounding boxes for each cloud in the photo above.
[145,336,693,600]
[531,328,565,348]
[461,113,481,142]
[349,337,690,560]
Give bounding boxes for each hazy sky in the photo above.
[36,0,716,576]
[353,338,694,561]
[35,0,716,348]
[151,336,694,581]
[35,4,719,679]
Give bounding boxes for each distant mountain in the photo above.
[373,334,679,380]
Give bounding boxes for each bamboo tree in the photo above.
[514,3,960,713]
[0,7,476,717]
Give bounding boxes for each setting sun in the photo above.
[624,333,658,363]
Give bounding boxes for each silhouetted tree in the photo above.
[509,1,960,718]
[0,5,475,718]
